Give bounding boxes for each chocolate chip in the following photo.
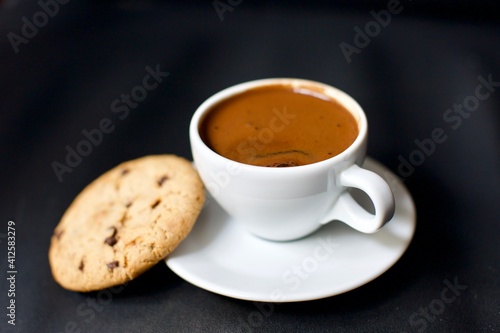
[157,175,169,186]
[125,201,132,208]
[107,261,119,270]
[79,260,84,272]
[105,227,118,246]
[121,169,130,176]
[105,236,117,246]
[151,199,161,209]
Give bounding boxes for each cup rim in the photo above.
[190,78,368,173]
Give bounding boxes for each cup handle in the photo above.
[320,164,395,233]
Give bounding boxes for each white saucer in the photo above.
[165,157,416,302]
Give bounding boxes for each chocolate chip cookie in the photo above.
[49,155,205,292]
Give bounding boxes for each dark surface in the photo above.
[1,1,499,332]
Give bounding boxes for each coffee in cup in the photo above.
[199,84,359,167]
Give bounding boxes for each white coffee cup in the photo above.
[190,78,395,241]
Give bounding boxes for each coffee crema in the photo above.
[199,85,359,167]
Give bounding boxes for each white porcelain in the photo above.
[190,78,395,241]
[166,158,416,302]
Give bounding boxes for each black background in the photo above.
[1,1,499,332]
